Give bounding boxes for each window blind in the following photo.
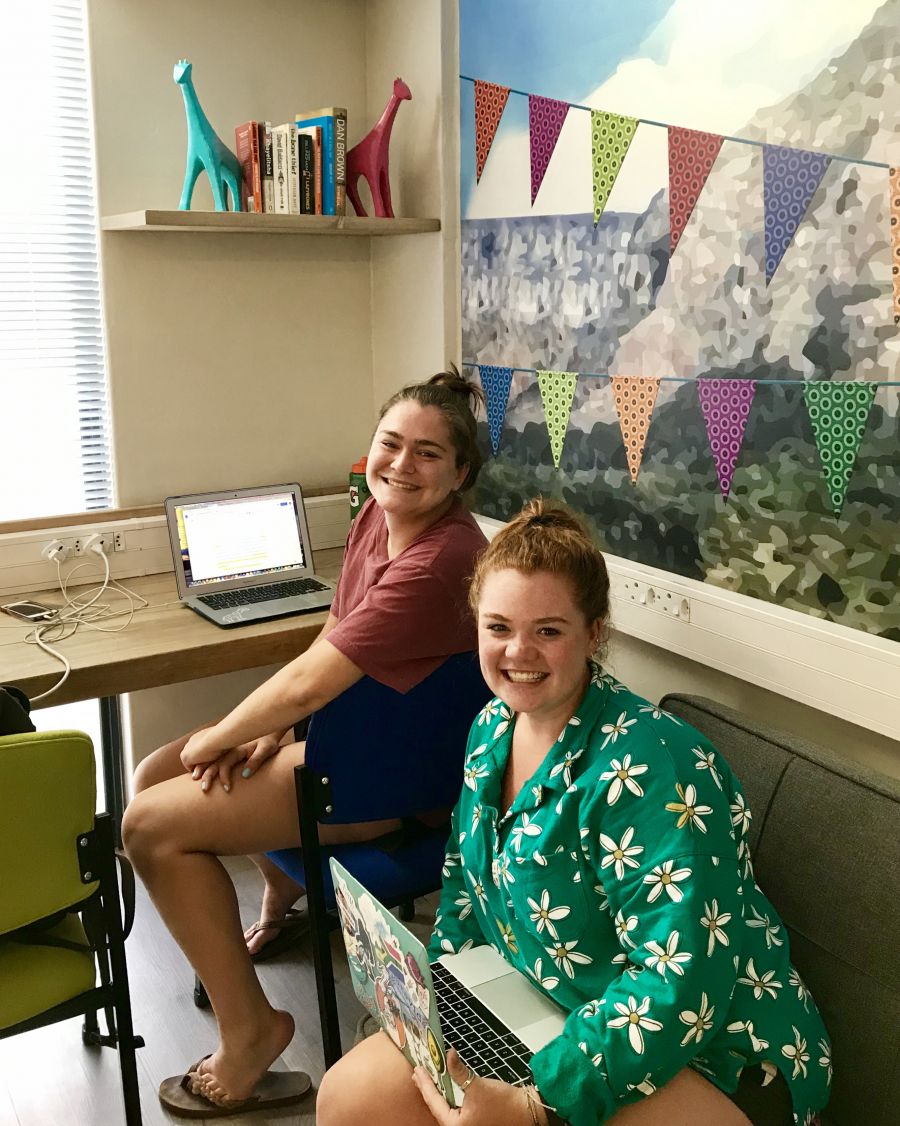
[0,2,112,521]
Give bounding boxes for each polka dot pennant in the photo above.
[803,381,877,515]
[890,166,900,326]
[478,364,514,454]
[474,81,511,183]
[591,110,638,225]
[529,96,570,204]
[763,144,832,284]
[610,377,660,483]
[696,378,757,499]
[668,126,724,254]
[537,370,578,468]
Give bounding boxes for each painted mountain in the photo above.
[463,1,899,640]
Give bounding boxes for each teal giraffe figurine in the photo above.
[174,59,242,211]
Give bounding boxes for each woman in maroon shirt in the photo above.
[123,370,487,1114]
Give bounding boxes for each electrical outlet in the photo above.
[41,538,73,563]
[620,579,655,607]
[648,586,691,622]
[113,531,125,552]
[73,536,86,556]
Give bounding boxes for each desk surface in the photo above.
[0,548,343,706]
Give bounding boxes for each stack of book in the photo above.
[234,107,347,216]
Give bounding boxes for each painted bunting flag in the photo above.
[478,364,514,454]
[529,96,570,204]
[669,126,724,253]
[591,110,638,225]
[697,378,756,498]
[803,381,877,514]
[474,81,511,182]
[890,166,900,324]
[537,369,578,467]
[610,376,660,483]
[763,144,831,283]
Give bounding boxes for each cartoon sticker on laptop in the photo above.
[333,871,448,1094]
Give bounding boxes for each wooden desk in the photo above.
[0,548,342,823]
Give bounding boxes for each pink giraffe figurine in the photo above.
[346,78,412,218]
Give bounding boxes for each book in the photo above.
[295,107,347,216]
[278,121,301,213]
[271,124,290,213]
[297,132,314,214]
[259,122,274,213]
[234,121,262,213]
[332,108,347,216]
[296,124,323,214]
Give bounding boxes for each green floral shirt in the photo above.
[429,665,831,1126]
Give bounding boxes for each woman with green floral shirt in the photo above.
[316,500,831,1126]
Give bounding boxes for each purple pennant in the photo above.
[478,365,514,454]
[697,378,757,498]
[763,145,831,283]
[529,96,570,204]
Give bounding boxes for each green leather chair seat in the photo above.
[0,914,96,1031]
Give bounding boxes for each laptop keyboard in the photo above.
[199,577,329,610]
[431,962,534,1086]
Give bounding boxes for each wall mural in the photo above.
[459,0,899,640]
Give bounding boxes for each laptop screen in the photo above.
[173,490,307,590]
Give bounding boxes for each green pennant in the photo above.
[803,381,877,514]
[591,110,638,225]
[537,370,578,468]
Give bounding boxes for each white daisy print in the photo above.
[665,783,714,833]
[579,1000,604,1019]
[493,704,513,739]
[738,958,783,1000]
[818,1038,832,1081]
[441,851,460,878]
[453,889,473,921]
[614,909,639,948]
[531,957,560,991]
[510,812,542,853]
[496,919,518,956]
[463,761,490,790]
[470,803,483,833]
[607,996,663,1054]
[549,748,583,787]
[700,899,732,957]
[730,793,752,834]
[527,890,570,939]
[600,754,649,805]
[746,905,783,949]
[626,1074,657,1096]
[601,711,638,749]
[679,992,715,1046]
[599,826,644,879]
[477,700,502,724]
[644,930,692,978]
[555,782,577,816]
[557,716,582,743]
[789,967,811,1009]
[781,1026,810,1079]
[466,870,487,910]
[545,938,593,980]
[439,936,473,954]
[726,1020,769,1053]
[644,859,692,904]
[692,746,723,789]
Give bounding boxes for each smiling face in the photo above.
[366,401,468,525]
[477,568,602,730]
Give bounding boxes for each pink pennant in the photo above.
[697,379,757,498]
[668,126,724,253]
[529,96,570,204]
[474,81,511,182]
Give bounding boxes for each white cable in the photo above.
[24,545,151,703]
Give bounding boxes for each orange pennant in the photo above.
[610,377,660,483]
[474,81,510,182]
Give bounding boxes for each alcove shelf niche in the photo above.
[101,209,441,235]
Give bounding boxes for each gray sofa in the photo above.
[661,694,900,1126]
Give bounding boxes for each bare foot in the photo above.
[245,866,305,957]
[190,1008,295,1105]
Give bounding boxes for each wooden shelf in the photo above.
[101,209,441,235]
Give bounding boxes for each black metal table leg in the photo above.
[100,696,126,843]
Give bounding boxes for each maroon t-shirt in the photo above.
[327,497,486,693]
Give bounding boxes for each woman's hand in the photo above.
[412,1049,546,1125]
[187,731,288,792]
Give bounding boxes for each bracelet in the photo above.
[523,1086,541,1126]
[527,1086,570,1126]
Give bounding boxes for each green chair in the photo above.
[0,730,143,1125]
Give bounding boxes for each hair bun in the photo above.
[426,364,486,411]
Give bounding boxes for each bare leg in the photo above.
[316,1033,752,1126]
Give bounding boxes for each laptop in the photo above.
[330,858,566,1107]
[164,483,335,628]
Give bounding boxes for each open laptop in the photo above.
[164,484,335,628]
[331,858,565,1107]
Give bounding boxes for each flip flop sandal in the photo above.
[246,906,310,963]
[158,1057,312,1119]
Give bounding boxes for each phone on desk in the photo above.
[1,600,59,622]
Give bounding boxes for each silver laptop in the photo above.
[331,858,565,1106]
[164,484,335,628]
